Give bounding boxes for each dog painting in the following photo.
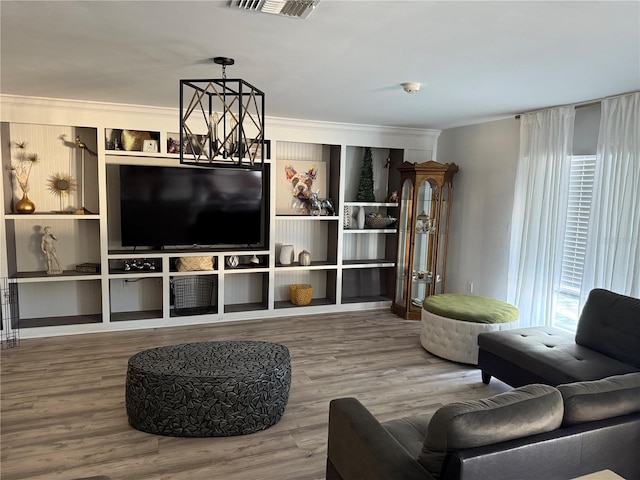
[276,160,327,215]
[285,163,318,213]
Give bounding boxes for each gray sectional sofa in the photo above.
[478,288,640,387]
[326,373,640,480]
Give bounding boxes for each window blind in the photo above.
[560,155,596,294]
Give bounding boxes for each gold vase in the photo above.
[15,192,35,214]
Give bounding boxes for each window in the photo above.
[553,155,596,332]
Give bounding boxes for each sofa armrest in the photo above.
[327,398,434,480]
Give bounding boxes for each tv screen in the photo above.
[119,164,267,249]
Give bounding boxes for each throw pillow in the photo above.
[418,384,563,478]
[558,372,640,427]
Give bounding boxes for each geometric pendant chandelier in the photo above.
[180,57,265,169]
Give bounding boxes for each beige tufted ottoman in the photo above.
[420,294,519,365]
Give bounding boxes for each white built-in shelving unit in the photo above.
[0,95,439,338]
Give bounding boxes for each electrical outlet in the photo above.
[468,281,474,293]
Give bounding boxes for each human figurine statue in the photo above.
[41,226,62,275]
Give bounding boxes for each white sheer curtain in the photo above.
[507,106,575,327]
[580,92,640,304]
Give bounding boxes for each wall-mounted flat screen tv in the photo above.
[119,164,268,250]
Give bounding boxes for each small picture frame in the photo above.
[167,133,181,154]
[143,139,158,153]
[184,134,207,155]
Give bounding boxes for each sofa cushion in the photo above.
[383,414,433,458]
[418,384,563,478]
[422,294,519,324]
[558,372,640,427]
[477,327,639,384]
[575,289,640,369]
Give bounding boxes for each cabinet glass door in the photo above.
[412,179,433,306]
[394,179,413,309]
[433,182,452,294]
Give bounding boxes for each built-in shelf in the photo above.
[110,310,163,322]
[342,259,395,268]
[274,298,335,309]
[276,261,337,269]
[225,302,268,313]
[224,266,270,274]
[343,202,399,208]
[343,228,397,234]
[5,213,100,220]
[20,314,103,328]
[341,294,392,304]
[109,271,164,279]
[12,271,100,282]
[1,105,438,338]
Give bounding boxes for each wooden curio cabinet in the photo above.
[391,161,458,320]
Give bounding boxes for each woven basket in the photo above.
[176,256,214,272]
[365,215,397,229]
[289,284,313,306]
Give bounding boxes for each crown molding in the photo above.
[1,94,440,150]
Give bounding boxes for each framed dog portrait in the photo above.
[276,159,327,215]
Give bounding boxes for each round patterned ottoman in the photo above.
[125,340,291,437]
[421,294,519,365]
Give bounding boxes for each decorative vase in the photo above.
[343,205,351,229]
[279,244,294,265]
[298,250,311,266]
[356,206,366,229]
[15,192,35,214]
[226,255,239,268]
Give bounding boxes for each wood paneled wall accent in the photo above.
[276,141,325,163]
[275,220,331,263]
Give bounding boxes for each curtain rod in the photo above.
[514,90,638,119]
[515,100,600,119]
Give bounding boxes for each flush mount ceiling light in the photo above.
[231,0,320,19]
[401,82,421,94]
[179,57,265,168]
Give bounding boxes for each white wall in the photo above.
[437,118,520,300]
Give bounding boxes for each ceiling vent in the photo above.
[231,0,320,19]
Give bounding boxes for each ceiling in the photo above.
[1,1,639,130]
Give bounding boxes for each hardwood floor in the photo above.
[1,309,510,480]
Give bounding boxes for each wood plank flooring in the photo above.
[1,309,510,480]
